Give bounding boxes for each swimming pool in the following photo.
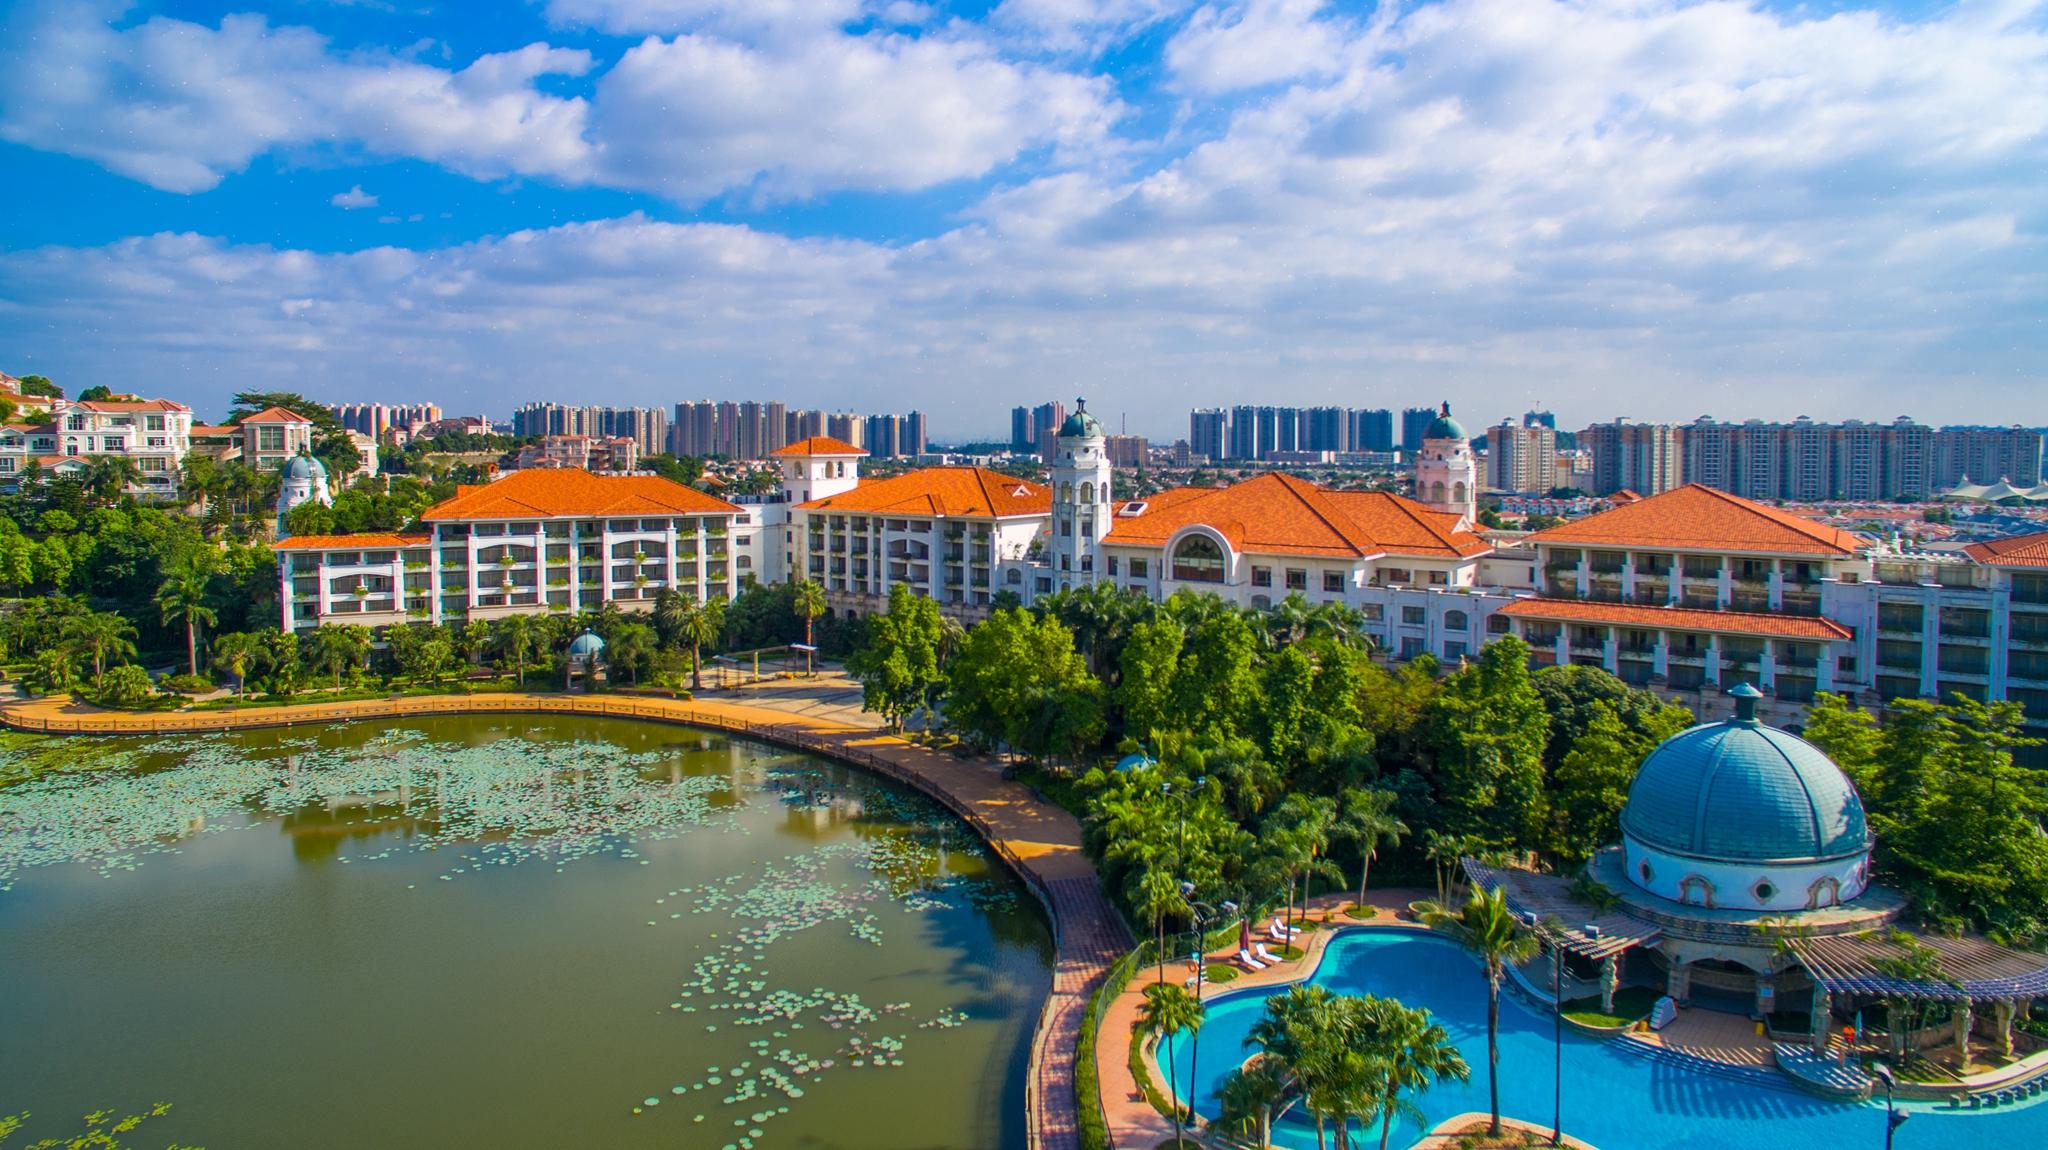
[1162,927,2048,1149]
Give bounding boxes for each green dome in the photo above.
[1423,402,1467,442]
[1620,686,1869,863]
[282,453,328,481]
[1058,397,1104,439]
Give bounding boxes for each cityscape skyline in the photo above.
[2,2,2043,430]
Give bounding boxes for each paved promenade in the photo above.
[0,676,1132,1150]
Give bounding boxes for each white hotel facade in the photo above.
[275,407,2048,745]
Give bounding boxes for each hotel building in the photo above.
[0,392,194,499]
[275,469,744,632]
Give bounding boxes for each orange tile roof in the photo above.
[1104,472,1490,560]
[76,398,190,413]
[273,533,431,551]
[1495,597,1853,640]
[189,424,239,437]
[797,467,1049,518]
[237,406,314,424]
[1526,484,1865,556]
[421,468,741,521]
[773,436,866,457]
[1963,531,2048,569]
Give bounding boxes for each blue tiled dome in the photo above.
[568,630,605,657]
[1620,685,1869,864]
[282,453,327,481]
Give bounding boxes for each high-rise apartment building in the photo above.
[1663,416,2043,501]
[1352,408,1395,453]
[1581,419,1683,496]
[1189,408,1227,461]
[332,403,442,441]
[1400,407,1437,453]
[1487,416,1559,494]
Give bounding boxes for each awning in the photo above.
[1462,859,1662,961]
[1789,931,2048,1002]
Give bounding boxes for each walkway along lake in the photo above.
[0,713,1069,1148]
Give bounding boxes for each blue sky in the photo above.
[1,0,2042,440]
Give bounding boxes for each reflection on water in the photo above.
[0,716,1052,1150]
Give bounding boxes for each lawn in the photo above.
[1562,985,1662,1028]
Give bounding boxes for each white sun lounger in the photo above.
[1268,922,1295,942]
[1237,947,1266,971]
[1254,942,1280,964]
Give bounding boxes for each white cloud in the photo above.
[330,185,378,209]
[544,0,867,36]
[0,4,594,193]
[2,0,2045,431]
[1165,0,1348,93]
[589,29,1121,199]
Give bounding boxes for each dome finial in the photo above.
[1729,681,1762,723]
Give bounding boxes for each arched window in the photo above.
[1806,875,1841,909]
[1080,481,1094,504]
[1005,568,1022,585]
[1445,610,1469,633]
[1060,481,1073,503]
[1677,875,1715,908]
[1171,535,1226,583]
[1250,594,1271,610]
[1452,481,1467,504]
[1430,481,1447,504]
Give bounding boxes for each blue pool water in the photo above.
[1163,928,2048,1149]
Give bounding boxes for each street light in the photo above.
[1870,1063,1909,1149]
[1522,911,1564,1148]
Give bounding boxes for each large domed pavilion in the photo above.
[1464,684,2048,1073]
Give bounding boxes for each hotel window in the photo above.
[256,426,285,451]
[1129,558,1148,579]
[1251,566,1272,587]
[1107,556,1120,576]
[1170,536,1226,583]
[1323,571,1344,592]
[146,415,166,431]
[1284,569,1307,591]
[1402,606,1426,625]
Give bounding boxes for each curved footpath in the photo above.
[0,684,1133,1150]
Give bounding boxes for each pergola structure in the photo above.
[1789,932,2048,1058]
[1464,860,1664,1010]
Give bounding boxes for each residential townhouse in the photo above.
[0,397,193,499]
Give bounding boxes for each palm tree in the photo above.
[652,587,691,649]
[456,620,491,667]
[1137,982,1205,1146]
[494,614,536,685]
[155,555,219,676]
[1245,985,1336,1149]
[679,597,725,690]
[83,455,142,505]
[1217,1058,1288,1148]
[791,579,828,674]
[61,610,137,690]
[299,622,356,683]
[211,631,262,693]
[1264,592,1316,649]
[1415,887,1536,1136]
[609,621,656,685]
[1333,788,1408,912]
[1363,998,1469,1150]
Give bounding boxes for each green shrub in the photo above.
[96,664,157,708]
[159,673,215,694]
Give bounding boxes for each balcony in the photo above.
[1666,648,1708,665]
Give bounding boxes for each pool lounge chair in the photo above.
[1268,921,1295,942]
[1237,948,1266,971]
[1254,942,1281,965]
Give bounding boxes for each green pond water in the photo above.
[0,716,1054,1149]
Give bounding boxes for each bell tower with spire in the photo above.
[1047,396,1110,590]
[1414,400,1479,527]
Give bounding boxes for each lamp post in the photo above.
[1870,1063,1909,1149]
[1178,883,1237,1139]
[1524,911,1565,1148]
